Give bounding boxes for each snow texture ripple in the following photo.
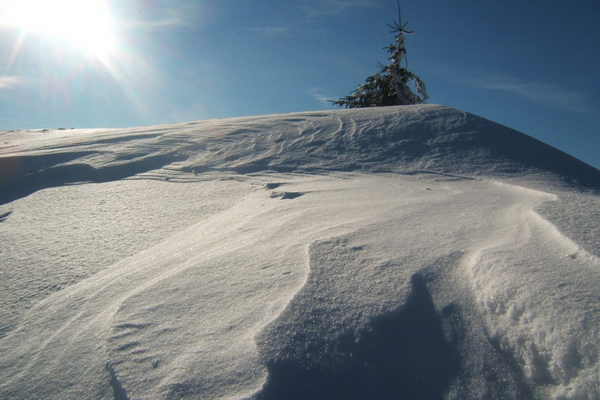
[0,104,599,399]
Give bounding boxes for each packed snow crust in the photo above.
[0,104,599,399]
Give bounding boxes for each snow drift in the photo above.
[0,104,599,399]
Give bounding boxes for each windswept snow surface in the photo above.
[0,104,599,399]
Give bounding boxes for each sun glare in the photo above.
[1,0,117,61]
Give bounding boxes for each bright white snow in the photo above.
[0,104,599,399]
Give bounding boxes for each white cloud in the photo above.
[0,75,23,90]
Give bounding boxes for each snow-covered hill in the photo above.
[1,104,599,399]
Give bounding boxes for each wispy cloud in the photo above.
[300,0,376,18]
[0,75,23,90]
[118,3,205,31]
[306,87,335,106]
[249,0,375,39]
[435,68,597,114]
[475,74,595,114]
[248,1,375,39]
[121,15,192,31]
[248,26,293,39]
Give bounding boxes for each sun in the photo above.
[0,0,117,61]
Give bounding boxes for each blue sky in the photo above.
[1,0,599,169]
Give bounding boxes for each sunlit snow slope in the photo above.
[1,104,599,400]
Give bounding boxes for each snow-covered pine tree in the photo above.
[331,11,428,108]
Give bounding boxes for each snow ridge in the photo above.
[2,104,599,207]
